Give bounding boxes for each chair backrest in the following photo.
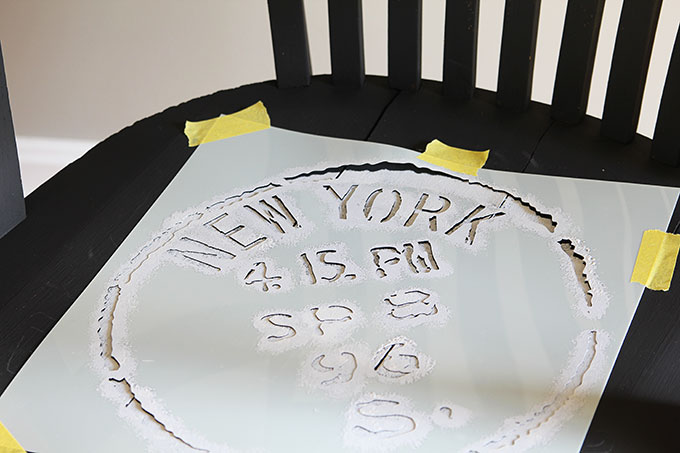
[0,40,25,239]
[266,0,680,166]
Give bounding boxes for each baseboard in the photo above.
[16,136,97,194]
[16,136,97,165]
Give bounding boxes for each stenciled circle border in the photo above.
[92,162,609,452]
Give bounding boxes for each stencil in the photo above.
[88,161,619,452]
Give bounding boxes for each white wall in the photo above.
[0,1,678,192]
[0,0,275,141]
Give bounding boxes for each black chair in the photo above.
[1,1,679,451]
[269,0,680,182]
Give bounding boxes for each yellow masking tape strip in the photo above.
[0,421,26,453]
[417,139,489,176]
[631,229,680,291]
[184,101,270,146]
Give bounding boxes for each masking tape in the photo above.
[631,229,680,291]
[184,101,270,146]
[0,421,26,453]
[417,139,489,176]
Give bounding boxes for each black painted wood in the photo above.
[267,0,312,88]
[529,114,680,187]
[388,0,422,91]
[443,0,479,100]
[328,0,365,87]
[551,0,605,124]
[0,41,25,239]
[601,0,662,143]
[496,0,541,112]
[368,81,553,172]
[651,29,680,166]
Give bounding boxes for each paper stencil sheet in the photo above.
[0,128,678,452]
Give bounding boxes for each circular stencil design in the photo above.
[93,162,609,452]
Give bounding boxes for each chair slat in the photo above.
[388,0,422,91]
[496,0,541,112]
[267,0,312,88]
[551,0,605,124]
[652,29,680,166]
[0,41,25,239]
[601,0,662,143]
[328,0,365,87]
[443,0,479,100]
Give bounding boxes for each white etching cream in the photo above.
[371,336,435,385]
[431,403,472,429]
[375,288,450,332]
[299,342,372,399]
[344,393,432,451]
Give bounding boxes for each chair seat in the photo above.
[0,75,679,452]
[173,75,397,140]
[367,80,553,172]
[531,115,680,186]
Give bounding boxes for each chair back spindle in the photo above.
[267,0,312,88]
[600,0,662,143]
[263,0,680,170]
[0,41,25,239]
[328,0,365,87]
[551,0,605,124]
[388,0,422,91]
[651,28,680,166]
[443,0,479,100]
[496,0,542,112]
